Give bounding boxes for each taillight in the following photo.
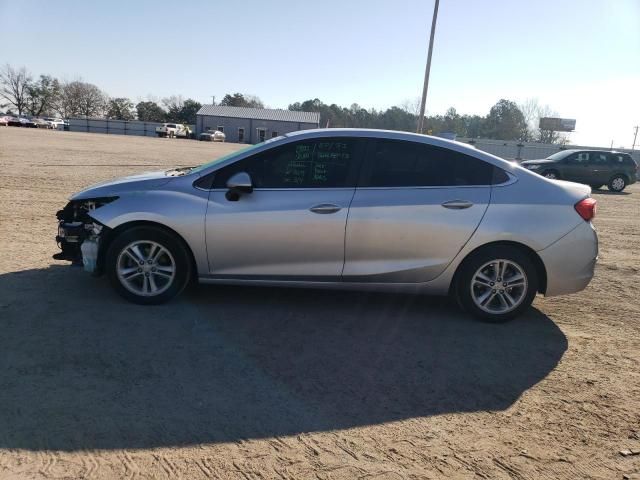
[575,197,597,221]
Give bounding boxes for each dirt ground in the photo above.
[0,127,639,480]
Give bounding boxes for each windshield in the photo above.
[190,136,285,174]
[546,150,573,161]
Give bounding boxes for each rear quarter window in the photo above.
[610,154,637,167]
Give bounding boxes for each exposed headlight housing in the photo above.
[56,196,119,223]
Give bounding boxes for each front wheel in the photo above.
[106,226,192,304]
[456,246,538,322]
[608,175,626,192]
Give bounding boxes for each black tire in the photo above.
[455,245,538,323]
[608,174,627,192]
[542,170,560,180]
[589,184,604,190]
[105,226,192,305]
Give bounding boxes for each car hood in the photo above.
[520,159,556,166]
[71,170,172,200]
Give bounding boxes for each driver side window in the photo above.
[566,152,590,164]
[212,138,358,189]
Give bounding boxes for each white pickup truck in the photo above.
[155,123,191,138]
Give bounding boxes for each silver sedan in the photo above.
[54,129,598,322]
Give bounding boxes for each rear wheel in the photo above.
[608,175,626,192]
[106,226,192,304]
[542,170,559,179]
[456,246,538,322]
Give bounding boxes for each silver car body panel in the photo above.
[205,188,355,276]
[537,220,598,296]
[78,128,597,298]
[88,176,212,275]
[343,186,490,282]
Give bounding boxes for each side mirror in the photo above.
[225,172,253,201]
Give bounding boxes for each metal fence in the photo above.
[63,120,640,164]
[458,138,640,164]
[67,118,195,137]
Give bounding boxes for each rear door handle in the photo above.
[309,203,342,214]
[441,200,473,210]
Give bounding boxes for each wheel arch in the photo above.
[450,240,548,295]
[609,172,630,183]
[541,168,561,179]
[97,220,198,279]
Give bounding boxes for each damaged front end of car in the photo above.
[54,197,118,274]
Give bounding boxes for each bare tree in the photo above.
[400,97,421,117]
[0,64,32,115]
[162,95,184,111]
[77,82,107,117]
[56,80,107,118]
[519,98,564,143]
[56,81,79,118]
[243,94,264,108]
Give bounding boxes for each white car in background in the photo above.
[199,128,226,142]
[156,123,191,138]
[44,118,65,129]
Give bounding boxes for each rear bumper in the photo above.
[538,221,598,297]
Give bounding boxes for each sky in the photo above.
[1,0,639,147]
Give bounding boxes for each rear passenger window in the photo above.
[591,153,608,165]
[363,139,494,187]
[492,167,510,184]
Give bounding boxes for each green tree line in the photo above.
[0,64,562,143]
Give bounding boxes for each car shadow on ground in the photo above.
[0,266,567,451]
[591,189,631,196]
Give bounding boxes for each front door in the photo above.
[205,137,363,278]
[562,152,591,182]
[344,139,492,283]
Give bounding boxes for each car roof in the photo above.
[285,128,478,152]
[282,128,516,171]
[559,148,629,155]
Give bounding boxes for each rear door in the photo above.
[588,152,611,184]
[205,137,363,278]
[343,139,493,283]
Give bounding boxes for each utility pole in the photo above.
[211,95,216,105]
[632,126,639,151]
[417,0,440,134]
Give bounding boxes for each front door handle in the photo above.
[441,200,473,210]
[309,203,342,214]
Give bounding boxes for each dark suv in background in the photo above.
[521,150,638,192]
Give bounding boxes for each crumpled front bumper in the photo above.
[538,220,598,297]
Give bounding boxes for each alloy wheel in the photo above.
[611,177,625,191]
[470,259,528,314]
[116,240,176,296]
